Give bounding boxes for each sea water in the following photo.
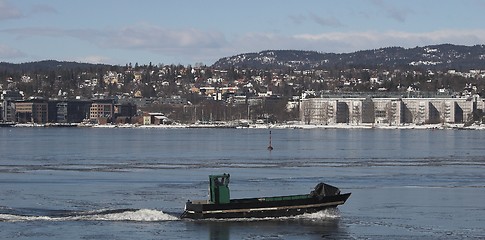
[0,127,484,239]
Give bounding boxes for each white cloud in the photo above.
[3,24,226,51]
[0,0,22,20]
[74,55,112,64]
[0,44,25,58]
[104,24,226,51]
[1,24,228,64]
[3,24,485,64]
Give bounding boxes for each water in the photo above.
[0,127,484,239]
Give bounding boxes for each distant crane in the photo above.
[267,131,273,151]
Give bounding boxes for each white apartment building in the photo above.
[300,97,475,125]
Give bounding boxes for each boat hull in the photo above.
[181,193,351,219]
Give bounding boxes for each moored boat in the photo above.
[180,174,351,219]
[0,122,16,127]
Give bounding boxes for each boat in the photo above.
[0,122,16,127]
[180,174,351,219]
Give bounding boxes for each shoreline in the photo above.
[5,122,484,130]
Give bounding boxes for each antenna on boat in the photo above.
[267,130,273,151]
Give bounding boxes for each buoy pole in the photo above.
[267,130,273,151]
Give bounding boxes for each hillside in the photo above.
[0,60,111,72]
[3,44,485,72]
[212,44,485,70]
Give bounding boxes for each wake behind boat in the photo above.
[180,174,351,219]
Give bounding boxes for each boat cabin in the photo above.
[209,174,230,204]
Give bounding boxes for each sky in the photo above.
[2,0,485,66]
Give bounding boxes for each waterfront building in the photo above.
[300,97,475,125]
[142,112,171,125]
[372,98,404,125]
[14,99,49,123]
[90,99,114,124]
[54,100,91,123]
[113,102,137,124]
[1,90,23,122]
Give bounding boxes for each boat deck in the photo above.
[189,194,312,206]
[233,194,310,203]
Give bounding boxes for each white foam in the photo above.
[0,209,179,222]
[0,214,54,222]
[1,209,339,223]
[79,209,179,221]
[294,209,341,220]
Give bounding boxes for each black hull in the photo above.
[181,193,351,219]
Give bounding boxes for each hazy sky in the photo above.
[1,0,485,65]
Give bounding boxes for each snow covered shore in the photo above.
[10,122,485,130]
